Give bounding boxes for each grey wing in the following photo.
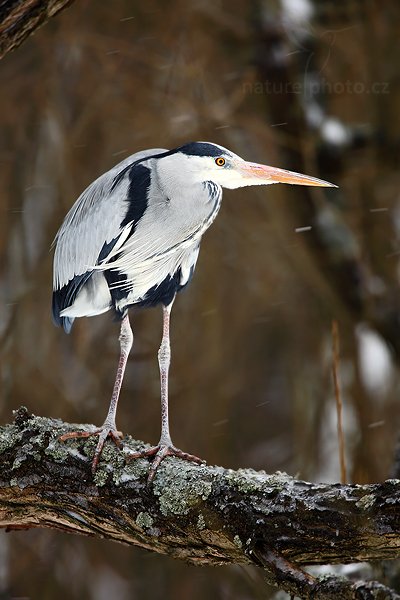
[95,177,223,304]
[53,148,167,290]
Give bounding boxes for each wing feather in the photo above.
[52,148,167,290]
[96,181,222,276]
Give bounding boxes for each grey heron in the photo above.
[53,141,335,480]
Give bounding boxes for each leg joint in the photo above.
[158,340,171,368]
[119,318,134,353]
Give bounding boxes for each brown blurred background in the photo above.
[1,0,400,598]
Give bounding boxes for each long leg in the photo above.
[158,299,174,446]
[127,297,203,481]
[60,313,133,473]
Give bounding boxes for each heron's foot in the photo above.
[126,443,205,483]
[60,425,123,474]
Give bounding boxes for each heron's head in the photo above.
[159,141,336,190]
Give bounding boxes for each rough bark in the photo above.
[0,407,399,599]
[0,0,75,59]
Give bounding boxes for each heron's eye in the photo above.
[215,157,226,167]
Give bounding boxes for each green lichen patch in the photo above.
[217,467,294,497]
[266,470,294,487]
[153,460,213,517]
[93,467,109,487]
[44,440,73,463]
[0,426,23,455]
[12,443,39,469]
[114,457,148,485]
[197,513,206,530]
[99,441,125,469]
[0,412,79,464]
[136,511,154,530]
[356,494,376,510]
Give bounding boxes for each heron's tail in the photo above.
[52,291,75,333]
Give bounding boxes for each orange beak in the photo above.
[239,161,337,188]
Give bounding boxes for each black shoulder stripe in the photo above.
[120,163,151,230]
[110,150,173,193]
[110,163,132,192]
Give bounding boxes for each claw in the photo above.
[59,426,123,473]
[126,444,205,483]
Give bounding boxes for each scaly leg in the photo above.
[127,297,203,482]
[60,313,133,473]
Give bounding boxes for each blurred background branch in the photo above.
[0,0,75,60]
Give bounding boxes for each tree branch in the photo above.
[1,407,399,598]
[0,0,75,60]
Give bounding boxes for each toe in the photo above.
[125,444,205,483]
[61,425,123,474]
[60,429,98,441]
